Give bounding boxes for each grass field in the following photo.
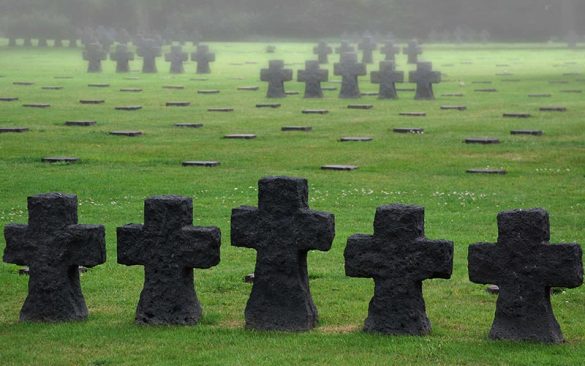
[0,41,584,365]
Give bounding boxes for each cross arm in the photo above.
[370,71,380,84]
[231,206,260,249]
[282,70,293,81]
[3,224,30,265]
[393,71,405,83]
[416,239,454,280]
[116,224,145,265]
[344,234,378,278]
[295,210,335,252]
[408,71,417,83]
[67,224,106,267]
[538,243,583,288]
[468,242,499,285]
[180,226,221,269]
[208,54,216,62]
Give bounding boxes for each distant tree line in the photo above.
[0,0,582,42]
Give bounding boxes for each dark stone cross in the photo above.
[358,36,377,64]
[371,61,404,99]
[334,52,367,99]
[335,41,355,60]
[403,40,422,64]
[345,204,453,335]
[260,60,293,98]
[110,44,134,73]
[381,40,400,62]
[191,45,215,74]
[165,45,188,74]
[117,196,221,325]
[409,62,441,100]
[3,193,106,322]
[468,209,583,343]
[314,41,333,64]
[231,177,335,331]
[137,39,162,73]
[83,43,107,73]
[298,60,329,98]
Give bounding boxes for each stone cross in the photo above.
[335,41,355,61]
[110,44,134,73]
[298,60,329,98]
[117,196,221,325]
[137,39,162,73]
[371,61,404,99]
[3,193,106,322]
[334,52,367,99]
[409,62,441,100]
[191,44,215,74]
[231,177,335,331]
[83,42,107,73]
[468,209,583,343]
[165,45,188,74]
[380,40,400,62]
[260,60,293,98]
[345,204,453,335]
[358,36,377,64]
[313,41,333,64]
[403,40,422,64]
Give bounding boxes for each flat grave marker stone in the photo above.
[528,94,552,98]
[321,165,358,171]
[120,88,143,93]
[115,105,142,111]
[465,138,500,144]
[282,126,312,132]
[302,109,329,114]
[13,82,34,86]
[339,137,373,142]
[198,90,220,94]
[208,108,234,112]
[110,130,143,137]
[256,103,281,108]
[42,157,80,164]
[175,123,203,128]
[42,86,63,90]
[475,88,497,93]
[0,97,19,102]
[393,128,424,134]
[399,112,426,117]
[511,130,543,136]
[166,101,191,107]
[348,104,373,110]
[88,83,110,88]
[503,113,531,118]
[182,161,220,167]
[79,99,105,105]
[441,105,467,111]
[0,127,29,133]
[466,169,507,175]
[23,103,50,108]
[539,106,566,112]
[224,134,256,139]
[65,121,96,127]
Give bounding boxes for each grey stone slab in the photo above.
[282,126,312,132]
[198,90,220,94]
[393,128,424,134]
[42,156,80,163]
[110,130,143,137]
[88,83,110,88]
[120,88,143,92]
[182,161,220,167]
[13,82,34,86]
[0,97,19,102]
[399,112,426,117]
[54,76,73,79]
[23,103,50,108]
[166,101,191,107]
[163,85,185,90]
[348,104,373,110]
[321,165,358,171]
[441,105,467,111]
[42,86,63,90]
[115,106,142,111]
[339,136,373,142]
[465,138,500,144]
[79,99,105,104]
[302,109,329,114]
[560,90,582,93]
[224,134,256,139]
[0,127,29,133]
[65,121,96,127]
[256,103,281,108]
[503,113,531,118]
[208,108,234,112]
[466,169,506,175]
[539,106,566,112]
[175,123,203,128]
[528,94,552,98]
[511,130,544,136]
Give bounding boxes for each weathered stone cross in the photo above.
[83,42,107,73]
[358,36,377,64]
[468,209,583,343]
[137,39,161,73]
[117,196,221,325]
[260,60,293,98]
[345,204,453,335]
[110,44,134,73]
[165,45,188,74]
[231,177,335,331]
[371,61,404,99]
[334,52,367,98]
[314,41,333,64]
[298,60,329,98]
[403,40,422,64]
[380,40,400,62]
[191,44,215,74]
[409,62,441,100]
[3,193,106,322]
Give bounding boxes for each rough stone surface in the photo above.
[0,127,29,133]
[0,97,19,102]
[393,128,424,134]
[42,157,80,163]
[110,130,143,137]
[175,123,203,128]
[409,62,441,100]
[260,60,293,98]
[231,177,335,331]
[182,161,220,167]
[191,45,215,74]
[83,43,107,73]
[80,99,105,105]
[321,165,358,171]
[3,193,106,322]
[503,113,531,118]
[110,44,134,73]
[282,126,312,132]
[137,39,162,73]
[256,103,281,108]
[314,41,333,64]
[117,196,221,325]
[23,103,50,108]
[358,36,377,64]
[345,204,453,335]
[302,109,329,114]
[208,108,234,112]
[165,45,188,74]
[334,53,367,99]
[465,138,500,144]
[466,169,506,175]
[224,134,256,139]
[511,130,543,136]
[371,61,404,100]
[441,105,467,111]
[403,40,422,64]
[540,106,566,112]
[347,104,373,110]
[298,61,329,98]
[65,121,96,127]
[166,101,191,107]
[468,209,583,343]
[115,106,142,111]
[381,41,400,62]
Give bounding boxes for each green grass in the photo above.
[0,41,584,365]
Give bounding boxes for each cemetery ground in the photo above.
[0,41,584,365]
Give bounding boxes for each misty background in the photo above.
[0,0,582,42]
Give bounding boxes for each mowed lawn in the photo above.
[0,41,584,365]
